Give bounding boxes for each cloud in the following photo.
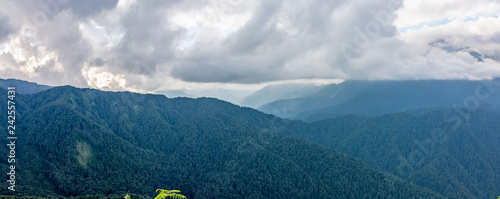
[64,0,119,17]
[395,0,500,29]
[170,0,403,83]
[105,0,183,75]
[0,0,119,87]
[0,0,499,92]
[0,14,14,42]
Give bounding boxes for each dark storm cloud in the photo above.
[170,0,287,83]
[170,0,403,83]
[90,58,104,67]
[34,10,92,86]
[29,0,118,20]
[105,0,184,76]
[0,14,13,42]
[1,0,499,90]
[64,0,119,17]
[227,0,283,54]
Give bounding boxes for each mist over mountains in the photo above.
[158,89,255,105]
[156,79,500,122]
[256,79,500,121]
[239,83,325,109]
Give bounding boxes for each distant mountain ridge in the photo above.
[239,83,325,109]
[0,78,52,94]
[157,88,255,105]
[258,79,500,121]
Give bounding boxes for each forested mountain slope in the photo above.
[280,108,500,198]
[0,86,441,198]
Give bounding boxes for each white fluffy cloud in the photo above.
[395,0,500,29]
[0,0,499,92]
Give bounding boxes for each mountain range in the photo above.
[0,84,442,198]
[1,78,499,198]
[158,88,255,105]
[257,79,500,121]
[239,83,325,109]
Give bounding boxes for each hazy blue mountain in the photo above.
[240,83,325,109]
[0,78,52,94]
[184,88,255,104]
[259,79,500,121]
[0,86,439,198]
[158,88,255,104]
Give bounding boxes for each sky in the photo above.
[0,0,499,93]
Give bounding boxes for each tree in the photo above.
[155,189,187,199]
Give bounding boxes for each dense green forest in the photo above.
[0,86,442,198]
[279,108,500,198]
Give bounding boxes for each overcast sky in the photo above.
[0,0,499,92]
